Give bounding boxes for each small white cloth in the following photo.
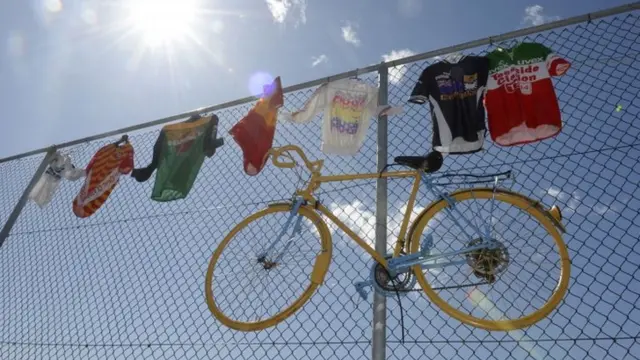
[28,152,85,208]
[281,78,403,155]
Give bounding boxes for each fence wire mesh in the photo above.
[0,9,639,360]
[384,11,640,360]
[0,154,46,228]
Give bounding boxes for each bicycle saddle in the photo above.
[394,151,443,173]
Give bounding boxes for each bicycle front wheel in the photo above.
[409,189,571,331]
[205,203,332,331]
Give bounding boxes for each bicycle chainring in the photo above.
[371,254,418,297]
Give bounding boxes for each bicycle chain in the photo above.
[388,280,490,293]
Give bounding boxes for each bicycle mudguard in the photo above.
[405,188,567,252]
[267,199,321,210]
[489,188,567,234]
[267,202,298,211]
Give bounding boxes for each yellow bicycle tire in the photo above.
[205,204,332,332]
[408,189,571,331]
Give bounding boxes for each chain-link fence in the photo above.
[1,5,639,360]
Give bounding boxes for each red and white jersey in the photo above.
[484,42,571,146]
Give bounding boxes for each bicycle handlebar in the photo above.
[269,145,324,173]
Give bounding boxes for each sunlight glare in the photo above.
[44,0,63,13]
[126,0,198,48]
[248,72,275,97]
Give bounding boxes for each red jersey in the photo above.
[229,77,284,176]
[484,42,571,146]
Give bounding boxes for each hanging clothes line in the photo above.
[0,2,637,165]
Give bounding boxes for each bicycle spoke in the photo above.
[473,188,495,240]
[443,205,481,242]
[280,253,322,263]
[208,205,327,328]
[471,190,491,238]
[500,204,534,236]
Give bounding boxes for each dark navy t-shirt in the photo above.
[409,55,490,154]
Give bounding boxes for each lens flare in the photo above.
[248,72,275,97]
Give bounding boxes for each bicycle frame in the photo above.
[260,145,499,275]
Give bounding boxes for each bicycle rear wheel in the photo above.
[408,189,571,331]
[205,204,332,331]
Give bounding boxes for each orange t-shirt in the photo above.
[73,142,134,218]
[229,77,284,175]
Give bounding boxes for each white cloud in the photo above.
[330,200,376,247]
[311,54,328,67]
[381,49,416,84]
[432,52,464,63]
[594,204,610,215]
[330,200,429,256]
[265,0,307,25]
[547,187,561,197]
[341,23,360,46]
[523,5,561,26]
[546,186,570,201]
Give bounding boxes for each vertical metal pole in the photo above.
[0,147,56,248]
[372,62,389,360]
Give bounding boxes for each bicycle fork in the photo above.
[256,198,306,268]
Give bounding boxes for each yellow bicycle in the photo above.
[205,145,571,332]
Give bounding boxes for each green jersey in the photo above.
[131,114,224,202]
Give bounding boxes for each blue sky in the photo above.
[0,0,633,159]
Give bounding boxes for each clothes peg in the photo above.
[113,135,129,146]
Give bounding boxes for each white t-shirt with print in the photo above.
[281,78,402,155]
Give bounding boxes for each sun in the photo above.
[125,0,199,48]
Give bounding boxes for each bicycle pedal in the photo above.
[354,280,372,300]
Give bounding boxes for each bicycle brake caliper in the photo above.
[420,233,434,257]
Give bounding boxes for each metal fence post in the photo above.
[372,62,389,360]
[0,147,56,248]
